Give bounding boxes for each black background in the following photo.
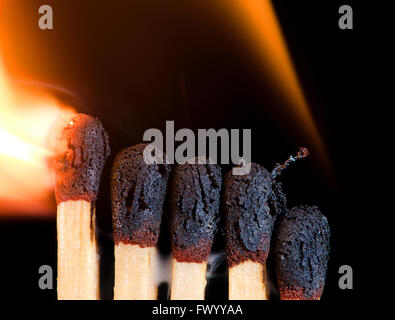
[0,0,376,310]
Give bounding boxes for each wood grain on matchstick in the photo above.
[57,200,99,300]
[114,243,157,300]
[229,260,267,300]
[171,260,207,300]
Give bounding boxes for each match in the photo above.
[52,113,110,300]
[274,205,330,300]
[111,144,171,300]
[223,163,286,300]
[169,160,222,300]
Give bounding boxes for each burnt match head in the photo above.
[274,205,330,300]
[223,163,285,268]
[52,113,110,204]
[170,160,222,263]
[111,144,171,247]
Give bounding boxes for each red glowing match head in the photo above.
[51,113,110,204]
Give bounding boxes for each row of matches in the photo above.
[53,113,330,300]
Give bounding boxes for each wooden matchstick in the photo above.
[228,261,267,300]
[57,200,99,299]
[52,113,110,300]
[274,206,330,300]
[171,260,207,300]
[223,163,285,300]
[169,160,222,300]
[111,144,170,300]
[114,243,157,300]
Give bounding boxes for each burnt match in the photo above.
[111,144,171,300]
[274,205,330,300]
[169,160,222,300]
[223,163,285,300]
[52,113,110,300]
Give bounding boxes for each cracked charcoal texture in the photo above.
[170,161,222,263]
[53,113,110,204]
[112,144,171,247]
[223,163,286,267]
[274,205,330,300]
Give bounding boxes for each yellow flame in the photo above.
[0,127,51,162]
[0,48,74,215]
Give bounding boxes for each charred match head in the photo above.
[274,205,330,300]
[52,113,110,204]
[223,163,286,268]
[111,144,171,247]
[170,160,222,263]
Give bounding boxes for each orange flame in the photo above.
[0,49,74,216]
[227,0,332,175]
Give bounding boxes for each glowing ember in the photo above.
[0,49,74,216]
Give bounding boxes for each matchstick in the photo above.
[113,243,157,300]
[111,144,170,300]
[52,113,110,300]
[274,206,330,300]
[171,259,207,300]
[223,163,285,300]
[228,261,267,300]
[169,160,222,300]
